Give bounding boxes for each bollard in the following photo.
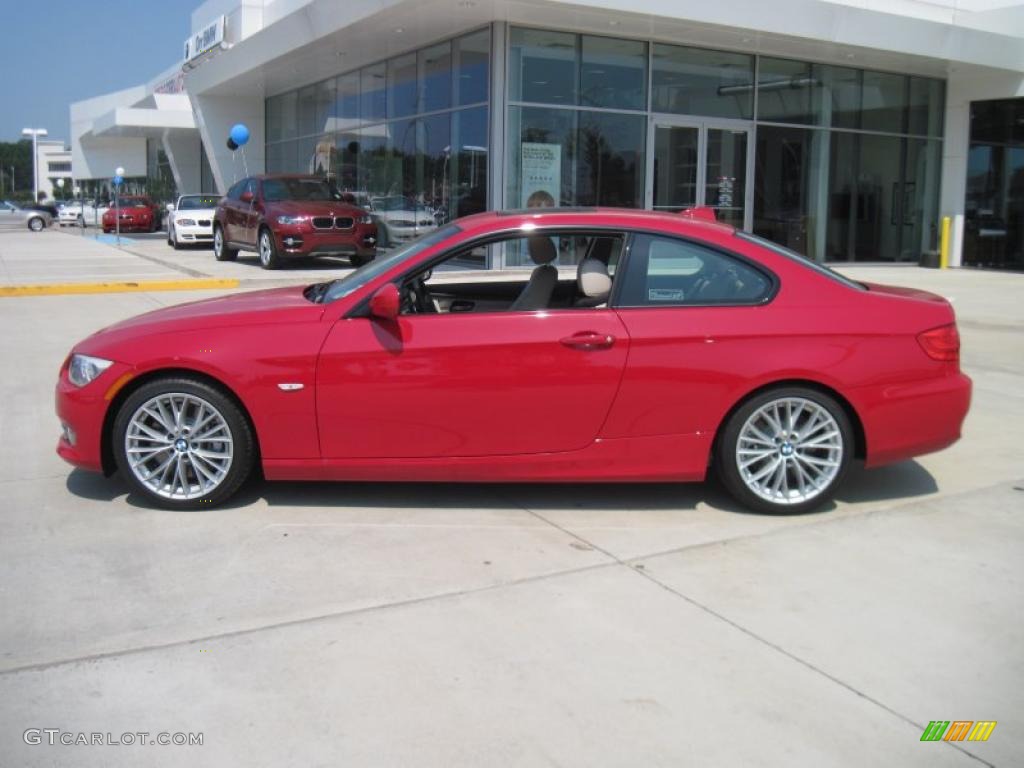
[939,216,951,269]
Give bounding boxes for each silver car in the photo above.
[0,200,52,231]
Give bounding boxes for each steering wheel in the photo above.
[402,274,436,314]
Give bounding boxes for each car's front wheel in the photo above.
[113,377,256,510]
[258,228,280,270]
[716,387,853,515]
[213,225,237,261]
[28,216,45,232]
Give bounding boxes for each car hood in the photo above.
[268,200,365,216]
[174,208,217,218]
[75,285,322,357]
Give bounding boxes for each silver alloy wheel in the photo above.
[29,217,44,231]
[735,396,843,506]
[124,392,234,500]
[214,227,223,255]
[259,231,272,265]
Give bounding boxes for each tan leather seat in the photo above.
[510,236,559,311]
[575,258,612,307]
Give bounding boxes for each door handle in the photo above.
[560,331,616,350]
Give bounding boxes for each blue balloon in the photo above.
[229,123,250,147]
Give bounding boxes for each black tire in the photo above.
[28,216,45,232]
[213,225,237,261]
[113,377,256,510]
[715,386,854,515]
[258,227,280,270]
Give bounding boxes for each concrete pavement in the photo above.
[0,230,1021,766]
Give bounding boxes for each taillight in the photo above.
[917,323,960,362]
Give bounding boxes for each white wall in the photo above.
[190,93,265,192]
[70,87,149,181]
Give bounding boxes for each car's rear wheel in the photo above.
[258,228,280,270]
[213,226,237,261]
[113,377,255,510]
[28,216,45,232]
[716,387,853,515]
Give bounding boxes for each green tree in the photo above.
[0,140,33,198]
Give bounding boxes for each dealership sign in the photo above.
[184,15,226,65]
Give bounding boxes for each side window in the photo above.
[243,179,258,199]
[617,235,772,307]
[226,180,245,200]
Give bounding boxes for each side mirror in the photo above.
[166,203,175,212]
[368,283,400,321]
[240,191,254,203]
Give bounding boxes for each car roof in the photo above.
[457,207,736,236]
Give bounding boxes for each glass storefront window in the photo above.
[419,42,452,113]
[756,57,814,124]
[266,94,284,142]
[816,65,861,130]
[509,28,577,105]
[576,111,645,207]
[507,105,576,208]
[388,54,418,119]
[454,30,490,106]
[908,76,944,137]
[580,36,647,111]
[452,106,488,218]
[753,125,819,257]
[652,44,754,119]
[861,71,907,134]
[297,85,318,136]
[361,64,387,122]
[336,72,360,127]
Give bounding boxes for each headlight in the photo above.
[277,215,308,225]
[176,218,197,226]
[68,354,113,387]
[359,214,373,225]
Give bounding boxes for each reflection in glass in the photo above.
[454,30,490,106]
[576,111,645,207]
[580,36,647,111]
[652,125,699,211]
[509,28,577,105]
[705,128,747,228]
[298,85,318,137]
[419,42,452,113]
[753,125,817,257]
[817,65,861,130]
[360,64,387,122]
[861,71,906,134]
[507,106,575,208]
[335,72,360,128]
[652,44,753,119]
[907,77,944,137]
[756,57,813,124]
[452,107,488,219]
[388,54,418,119]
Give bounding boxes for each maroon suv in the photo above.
[213,174,377,269]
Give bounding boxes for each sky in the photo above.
[0,0,198,144]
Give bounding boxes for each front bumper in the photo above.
[54,362,132,474]
[274,223,378,258]
[174,222,214,242]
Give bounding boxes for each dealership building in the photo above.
[70,0,1024,269]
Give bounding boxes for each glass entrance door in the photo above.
[647,119,752,229]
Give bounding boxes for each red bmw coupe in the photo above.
[55,208,971,513]
[101,197,161,233]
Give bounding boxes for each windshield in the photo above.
[178,195,220,210]
[736,231,866,291]
[263,178,339,202]
[322,224,461,303]
[115,199,147,208]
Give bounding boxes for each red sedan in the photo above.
[55,208,971,513]
[101,197,161,233]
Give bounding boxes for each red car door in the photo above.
[316,309,629,458]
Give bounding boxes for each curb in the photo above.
[0,279,240,297]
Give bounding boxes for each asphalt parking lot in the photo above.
[0,228,1021,766]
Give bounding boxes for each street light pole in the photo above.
[21,127,48,203]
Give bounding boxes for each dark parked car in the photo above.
[213,174,378,269]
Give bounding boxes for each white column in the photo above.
[162,130,202,194]
[189,93,265,193]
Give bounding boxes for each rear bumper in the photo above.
[854,372,972,468]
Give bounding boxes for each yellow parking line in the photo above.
[0,279,240,297]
